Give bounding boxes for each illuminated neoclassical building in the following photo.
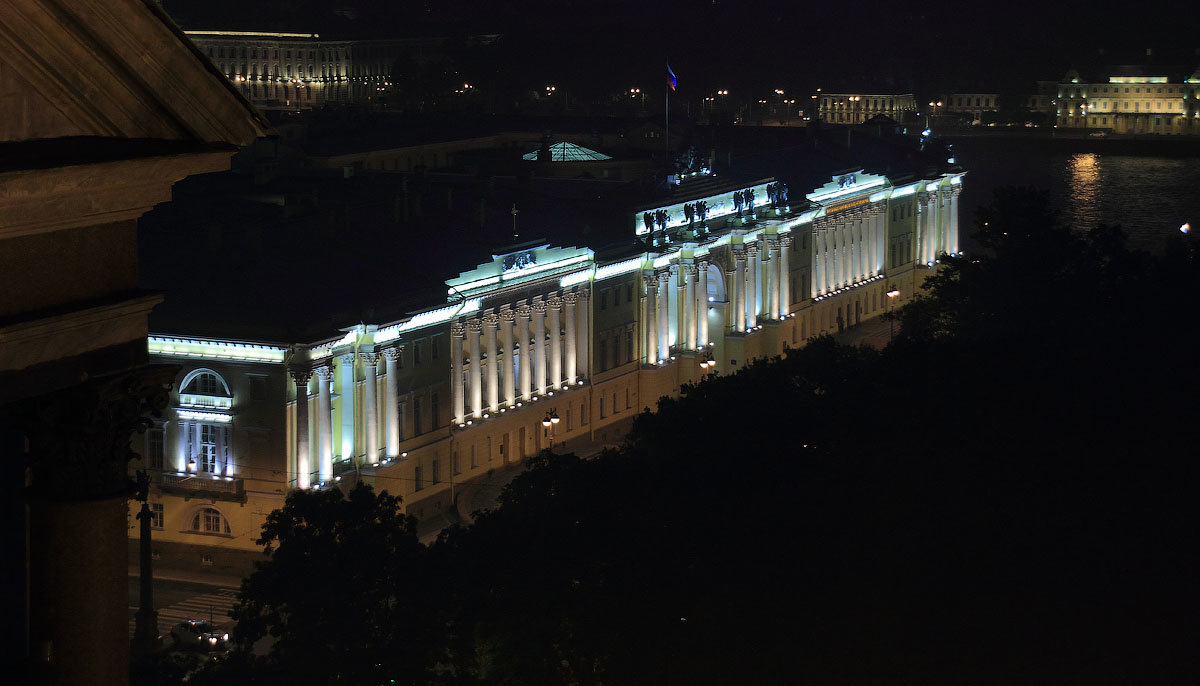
[816,93,917,124]
[1055,61,1200,134]
[132,167,963,573]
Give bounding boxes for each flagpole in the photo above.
[665,60,670,178]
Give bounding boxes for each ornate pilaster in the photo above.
[290,367,313,488]
[361,352,380,464]
[547,295,563,390]
[500,309,517,405]
[314,364,334,483]
[382,346,402,455]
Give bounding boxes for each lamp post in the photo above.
[541,408,560,452]
[886,286,900,341]
[698,355,717,377]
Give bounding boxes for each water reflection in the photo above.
[1066,153,1101,230]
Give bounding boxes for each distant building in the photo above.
[1055,56,1200,134]
[133,156,966,576]
[935,93,1000,121]
[817,93,917,124]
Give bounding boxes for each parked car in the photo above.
[170,619,230,653]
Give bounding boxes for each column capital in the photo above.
[682,263,699,277]
[575,288,590,301]
[562,292,579,307]
[658,269,671,283]
[500,308,517,322]
[383,345,405,360]
[516,304,533,319]
[546,295,563,310]
[361,351,380,366]
[289,367,313,384]
[745,241,759,258]
[482,313,499,328]
[732,244,746,260]
[467,318,484,333]
[916,191,931,205]
[780,234,794,248]
[338,353,356,366]
[450,322,466,337]
[314,364,333,379]
[950,185,963,197]
[531,300,547,315]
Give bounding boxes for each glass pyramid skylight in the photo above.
[522,142,613,162]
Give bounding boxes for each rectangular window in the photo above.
[431,393,439,429]
[599,397,606,418]
[470,444,477,468]
[150,503,164,529]
[600,290,608,310]
[431,337,439,359]
[452,452,461,475]
[432,459,440,485]
[414,342,422,365]
[487,435,493,461]
[566,407,572,430]
[625,388,630,410]
[147,428,164,470]
[199,425,217,473]
[612,392,618,413]
[414,465,423,491]
[582,401,588,425]
[413,398,422,435]
[625,329,634,363]
[598,339,608,372]
[626,283,633,303]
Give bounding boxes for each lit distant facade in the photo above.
[133,169,964,573]
[935,93,999,121]
[183,31,489,110]
[817,93,917,124]
[1055,64,1200,134]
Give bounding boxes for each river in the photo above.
[945,136,1200,253]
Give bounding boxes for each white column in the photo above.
[176,418,190,472]
[362,352,379,464]
[919,192,932,265]
[696,260,709,346]
[575,290,589,379]
[684,264,697,350]
[484,313,499,412]
[315,364,333,483]
[563,295,577,383]
[780,236,791,315]
[501,309,517,404]
[733,248,746,332]
[290,369,311,488]
[449,325,465,425]
[867,209,877,275]
[532,300,547,395]
[746,242,759,328]
[548,296,563,389]
[468,319,483,418]
[949,186,961,255]
[823,225,834,292]
[383,347,401,455]
[337,353,356,460]
[812,228,823,297]
[839,221,850,287]
[767,238,779,319]
[645,272,658,362]
[517,305,533,400]
[657,272,670,359]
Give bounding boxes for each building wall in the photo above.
[817,94,917,124]
[131,171,963,573]
[1055,79,1200,134]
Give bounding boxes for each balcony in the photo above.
[161,472,245,501]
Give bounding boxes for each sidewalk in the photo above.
[129,565,244,589]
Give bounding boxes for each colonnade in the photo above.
[812,203,886,297]
[644,257,711,362]
[918,186,962,266]
[450,289,589,426]
[727,233,793,335]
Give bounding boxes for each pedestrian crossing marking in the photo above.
[128,588,240,639]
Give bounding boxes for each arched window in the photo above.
[181,370,230,398]
[191,507,230,535]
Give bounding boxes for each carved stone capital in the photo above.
[562,293,578,307]
[289,367,313,385]
[315,364,333,380]
[745,242,759,258]
[531,300,547,315]
[780,234,794,249]
[467,319,484,333]
[732,245,746,260]
[516,305,533,319]
[482,313,499,328]
[338,353,356,367]
[500,308,517,323]
[383,345,405,360]
[951,185,963,197]
[450,322,466,338]
[575,289,590,301]
[546,296,563,311]
[361,352,380,367]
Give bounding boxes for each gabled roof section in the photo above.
[0,0,272,146]
[523,142,612,162]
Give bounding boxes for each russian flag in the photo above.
[667,64,677,91]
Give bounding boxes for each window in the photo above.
[600,290,608,310]
[470,444,477,468]
[625,329,634,363]
[199,425,217,473]
[487,435,493,461]
[599,397,606,418]
[626,283,633,303]
[432,336,440,359]
[598,339,608,372]
[581,401,588,425]
[414,466,423,491]
[147,427,164,469]
[431,393,439,429]
[612,392,618,413]
[452,452,461,475]
[413,398,422,435]
[414,341,422,365]
[200,553,214,566]
[149,503,163,529]
[625,388,630,410]
[566,407,572,430]
[432,459,440,485]
[191,508,230,535]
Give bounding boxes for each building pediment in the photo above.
[0,0,271,145]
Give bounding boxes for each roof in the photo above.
[523,142,613,162]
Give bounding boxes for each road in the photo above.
[127,576,239,640]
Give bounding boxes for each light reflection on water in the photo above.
[951,139,1200,253]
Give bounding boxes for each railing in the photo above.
[161,472,245,499]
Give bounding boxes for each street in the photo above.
[127,576,239,640]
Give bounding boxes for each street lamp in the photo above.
[541,409,560,451]
[886,286,900,340]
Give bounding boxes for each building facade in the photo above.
[1055,65,1200,134]
[817,93,917,124]
[936,93,999,121]
[133,169,964,574]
